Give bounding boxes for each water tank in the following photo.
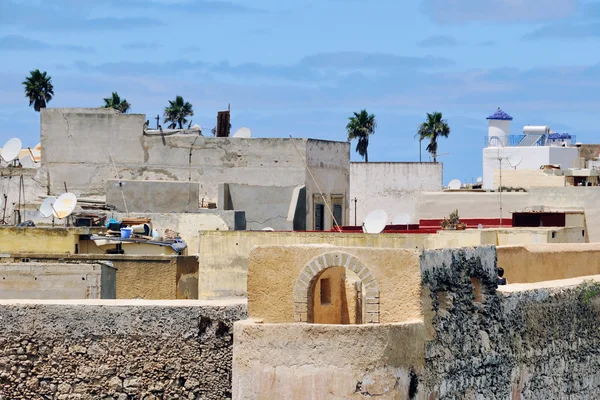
[523,126,550,135]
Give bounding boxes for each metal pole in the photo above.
[354,197,357,226]
[499,157,503,227]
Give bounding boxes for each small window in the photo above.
[333,204,343,227]
[320,278,331,305]
[315,204,325,231]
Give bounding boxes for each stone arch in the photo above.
[293,251,380,323]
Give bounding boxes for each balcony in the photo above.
[484,134,576,148]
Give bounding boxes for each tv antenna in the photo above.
[363,209,387,234]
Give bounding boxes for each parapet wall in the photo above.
[0,299,247,399]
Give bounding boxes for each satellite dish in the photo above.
[191,124,201,130]
[478,223,483,229]
[232,127,251,138]
[19,155,35,168]
[448,179,461,190]
[506,156,522,168]
[53,193,77,219]
[392,213,411,225]
[363,209,387,234]
[262,227,274,231]
[476,177,483,183]
[1,138,22,162]
[39,196,57,218]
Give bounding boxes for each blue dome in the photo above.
[486,108,513,121]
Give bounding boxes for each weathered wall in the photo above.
[350,162,442,225]
[233,320,425,399]
[0,299,246,399]
[420,247,600,398]
[0,254,198,300]
[493,168,565,189]
[418,191,530,220]
[497,243,600,284]
[41,109,348,207]
[222,183,297,230]
[105,179,201,213]
[0,262,115,300]
[305,139,350,230]
[197,231,428,299]
[0,227,83,254]
[247,245,422,324]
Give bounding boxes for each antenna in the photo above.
[232,127,251,138]
[52,193,77,219]
[363,209,387,234]
[39,196,57,218]
[448,179,461,190]
[1,138,22,163]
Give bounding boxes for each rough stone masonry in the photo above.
[0,299,246,400]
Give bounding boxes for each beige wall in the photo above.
[0,227,80,254]
[497,243,600,284]
[418,191,530,220]
[247,245,423,324]
[0,263,108,299]
[493,169,565,189]
[198,231,427,299]
[311,267,353,324]
[0,254,198,300]
[233,320,426,400]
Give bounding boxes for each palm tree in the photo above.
[416,112,450,163]
[346,109,376,162]
[102,92,131,113]
[164,96,194,129]
[22,69,54,112]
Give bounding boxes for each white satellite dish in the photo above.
[506,156,522,168]
[39,196,57,218]
[261,227,274,231]
[19,155,35,168]
[53,193,77,219]
[476,177,483,184]
[1,138,22,162]
[448,179,461,190]
[392,213,411,225]
[363,209,387,234]
[232,127,251,138]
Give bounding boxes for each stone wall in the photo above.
[0,299,247,399]
[350,162,442,225]
[420,247,600,398]
[105,180,201,213]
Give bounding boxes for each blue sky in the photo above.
[1,0,600,184]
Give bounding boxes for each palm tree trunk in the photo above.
[365,150,369,163]
[433,153,437,163]
[419,139,422,163]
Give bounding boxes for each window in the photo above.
[333,204,343,228]
[315,204,325,231]
[320,278,331,305]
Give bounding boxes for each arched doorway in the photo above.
[310,267,365,324]
[293,252,380,324]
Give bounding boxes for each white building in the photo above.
[482,108,580,190]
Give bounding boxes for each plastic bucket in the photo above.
[120,228,133,239]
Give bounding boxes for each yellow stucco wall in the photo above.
[247,245,423,324]
[0,227,79,254]
[497,243,600,284]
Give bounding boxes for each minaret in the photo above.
[486,107,513,147]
